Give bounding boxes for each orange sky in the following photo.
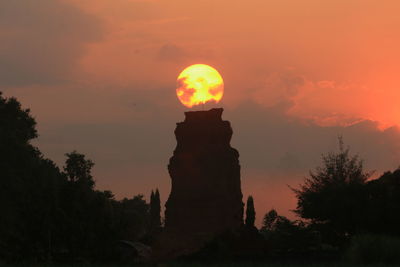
[69,0,400,127]
[2,0,400,225]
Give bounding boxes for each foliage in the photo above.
[292,137,372,244]
[149,188,162,233]
[0,92,63,261]
[364,169,400,236]
[262,209,278,232]
[64,151,95,187]
[245,196,256,228]
[0,92,37,144]
[58,152,117,261]
[115,195,150,241]
[260,209,317,254]
[0,92,152,263]
[291,138,400,253]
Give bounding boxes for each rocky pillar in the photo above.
[158,108,243,257]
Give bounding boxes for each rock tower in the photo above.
[154,108,243,259]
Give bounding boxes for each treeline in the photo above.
[241,138,400,264]
[0,92,160,263]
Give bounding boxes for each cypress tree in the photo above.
[150,190,155,207]
[154,189,161,228]
[245,195,256,228]
[149,189,161,232]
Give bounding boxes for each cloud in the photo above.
[226,101,400,175]
[0,0,103,87]
[251,69,400,130]
[251,70,305,109]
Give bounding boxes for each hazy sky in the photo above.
[2,0,400,225]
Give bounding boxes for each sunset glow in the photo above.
[176,64,224,108]
[5,0,400,228]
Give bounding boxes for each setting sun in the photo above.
[176,64,224,108]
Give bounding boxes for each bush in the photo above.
[345,234,400,264]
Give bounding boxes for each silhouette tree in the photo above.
[292,137,373,244]
[64,150,95,188]
[0,92,155,263]
[0,92,37,144]
[116,195,150,241]
[261,209,278,232]
[150,190,155,204]
[364,168,400,235]
[60,151,119,260]
[260,209,315,254]
[150,189,161,233]
[154,189,161,227]
[245,196,256,228]
[0,92,65,261]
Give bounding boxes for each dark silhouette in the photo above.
[363,168,400,235]
[259,209,322,262]
[0,92,63,261]
[154,108,244,259]
[245,196,256,228]
[261,209,278,232]
[341,169,400,264]
[64,151,95,186]
[292,137,373,246]
[0,92,151,263]
[59,151,119,261]
[115,195,150,242]
[149,189,162,233]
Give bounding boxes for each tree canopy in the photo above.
[292,137,373,243]
[0,92,153,263]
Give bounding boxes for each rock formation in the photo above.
[153,108,243,259]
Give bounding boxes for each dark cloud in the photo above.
[0,0,102,86]
[225,101,400,178]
